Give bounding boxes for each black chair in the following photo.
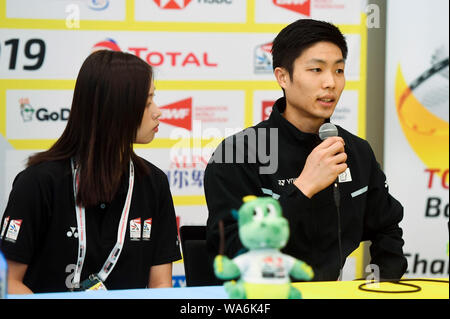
[179,225,222,287]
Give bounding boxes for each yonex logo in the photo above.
[66,227,78,238]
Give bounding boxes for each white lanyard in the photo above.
[71,158,135,287]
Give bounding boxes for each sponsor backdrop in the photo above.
[0,0,368,286]
[385,0,449,278]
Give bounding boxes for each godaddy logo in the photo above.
[19,98,70,122]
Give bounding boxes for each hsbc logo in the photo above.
[154,0,192,9]
[273,0,311,16]
[153,0,232,10]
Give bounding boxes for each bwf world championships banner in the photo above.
[385,0,449,278]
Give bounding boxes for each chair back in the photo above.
[179,225,221,287]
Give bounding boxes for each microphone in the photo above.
[318,123,341,207]
[318,122,344,280]
[319,122,339,141]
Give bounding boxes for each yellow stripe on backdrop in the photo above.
[358,13,368,140]
[350,12,368,280]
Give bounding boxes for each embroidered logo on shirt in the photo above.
[0,216,10,239]
[5,219,23,243]
[338,167,352,183]
[278,177,296,187]
[66,227,78,238]
[143,218,152,241]
[130,218,141,241]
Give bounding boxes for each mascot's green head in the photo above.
[235,196,289,250]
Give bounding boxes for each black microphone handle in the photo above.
[334,179,343,279]
[333,179,340,208]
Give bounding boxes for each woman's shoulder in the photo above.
[25,158,69,175]
[11,158,71,191]
[137,157,168,181]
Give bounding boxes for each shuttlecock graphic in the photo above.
[395,46,449,180]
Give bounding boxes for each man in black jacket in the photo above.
[204,19,407,281]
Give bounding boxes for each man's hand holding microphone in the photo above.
[294,123,347,199]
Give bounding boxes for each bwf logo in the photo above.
[273,0,311,16]
[159,98,192,131]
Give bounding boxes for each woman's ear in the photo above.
[274,67,289,89]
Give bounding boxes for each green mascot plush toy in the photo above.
[214,195,314,299]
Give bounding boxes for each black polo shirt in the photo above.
[0,158,181,293]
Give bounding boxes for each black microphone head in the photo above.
[319,123,338,140]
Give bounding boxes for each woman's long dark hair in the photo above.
[28,50,152,207]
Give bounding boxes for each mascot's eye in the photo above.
[253,207,264,220]
[267,204,277,217]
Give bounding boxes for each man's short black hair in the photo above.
[272,19,348,80]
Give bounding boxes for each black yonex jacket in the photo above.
[204,97,407,281]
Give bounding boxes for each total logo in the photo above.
[159,98,193,131]
[153,0,233,10]
[92,39,218,68]
[92,38,121,52]
[19,98,70,122]
[273,0,311,16]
